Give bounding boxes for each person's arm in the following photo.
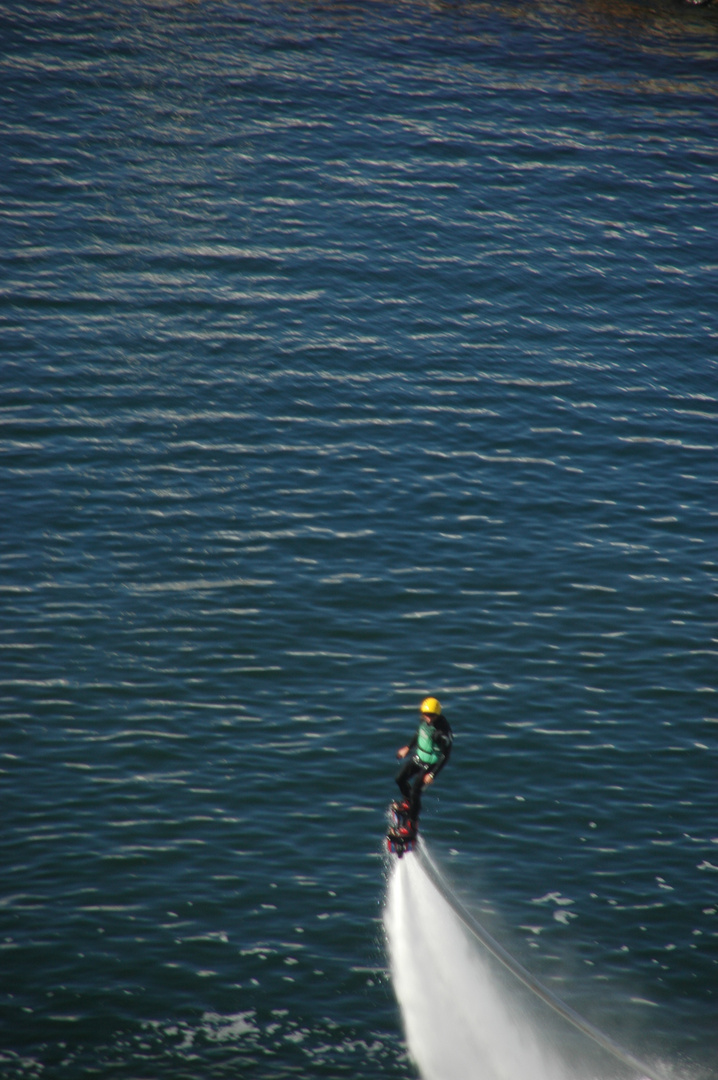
[425,723,452,781]
[397,731,418,759]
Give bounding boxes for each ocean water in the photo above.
[1,1,717,1078]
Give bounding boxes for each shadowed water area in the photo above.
[1,0,717,1077]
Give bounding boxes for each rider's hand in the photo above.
[423,773,434,785]
[397,745,410,759]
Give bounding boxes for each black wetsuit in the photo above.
[395,713,452,820]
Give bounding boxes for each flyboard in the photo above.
[386,799,417,858]
[384,814,665,1080]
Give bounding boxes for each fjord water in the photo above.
[1,1,717,1077]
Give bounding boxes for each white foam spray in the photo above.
[383,850,668,1080]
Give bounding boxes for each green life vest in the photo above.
[416,720,441,766]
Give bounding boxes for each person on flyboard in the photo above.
[395,696,453,828]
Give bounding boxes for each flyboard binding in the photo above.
[386,800,417,858]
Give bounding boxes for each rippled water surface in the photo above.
[1,1,717,1078]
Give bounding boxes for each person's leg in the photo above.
[408,767,427,820]
[395,756,420,802]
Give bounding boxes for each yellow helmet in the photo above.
[420,696,442,717]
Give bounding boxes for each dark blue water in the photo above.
[1,1,717,1078]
